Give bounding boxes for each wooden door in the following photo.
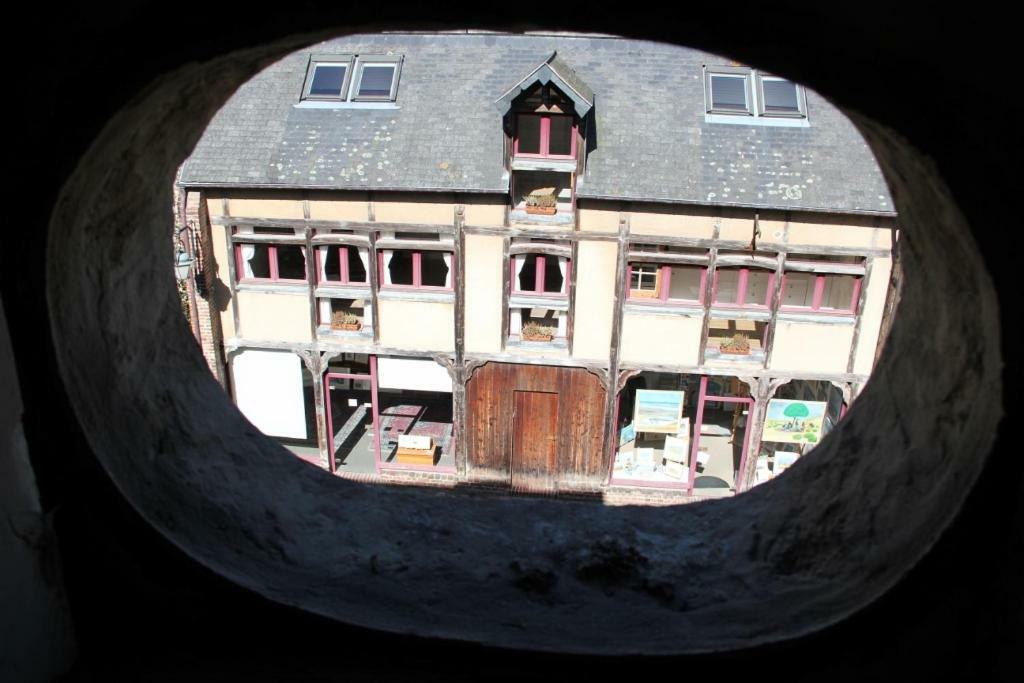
[511,390,559,492]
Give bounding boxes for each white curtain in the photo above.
[510,308,522,334]
[557,257,567,294]
[318,246,328,282]
[357,247,369,272]
[240,243,255,278]
[318,299,331,324]
[513,255,526,290]
[383,250,394,285]
[556,311,567,336]
[442,252,453,288]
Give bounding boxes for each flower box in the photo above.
[525,205,557,215]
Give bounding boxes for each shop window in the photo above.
[611,373,752,495]
[233,227,307,283]
[317,245,368,285]
[514,113,576,159]
[379,249,453,290]
[712,267,774,308]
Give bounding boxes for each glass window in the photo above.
[516,115,542,155]
[761,79,800,113]
[356,64,395,98]
[710,75,749,111]
[548,116,573,156]
[309,64,347,97]
[420,251,450,287]
[388,250,414,285]
[668,265,703,300]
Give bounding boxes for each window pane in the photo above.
[745,270,771,305]
[711,75,748,110]
[548,116,572,156]
[714,268,740,303]
[420,251,450,287]
[357,65,394,97]
[762,79,800,112]
[518,254,538,291]
[388,250,414,285]
[782,272,815,307]
[517,115,541,154]
[346,248,367,283]
[246,244,271,279]
[543,257,565,293]
[668,266,702,300]
[322,247,341,281]
[276,245,307,280]
[309,65,347,97]
[821,274,857,311]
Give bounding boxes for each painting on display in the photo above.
[763,399,827,444]
[633,390,686,434]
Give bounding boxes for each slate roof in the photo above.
[181,32,895,216]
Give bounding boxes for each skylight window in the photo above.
[301,54,402,104]
[704,66,807,121]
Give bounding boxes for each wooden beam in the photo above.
[763,249,787,370]
[304,227,319,341]
[600,212,630,482]
[224,225,241,341]
[696,214,722,366]
[566,239,579,355]
[209,215,457,235]
[626,251,710,266]
[500,236,511,352]
[367,229,381,344]
[453,205,468,477]
[847,256,875,374]
[462,225,619,242]
[508,243,573,258]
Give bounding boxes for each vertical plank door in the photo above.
[511,390,559,492]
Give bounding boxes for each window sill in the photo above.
[509,295,569,310]
[317,325,373,339]
[511,157,577,172]
[777,311,856,325]
[505,337,569,353]
[704,113,809,127]
[294,101,400,110]
[508,209,575,226]
[708,307,772,321]
[624,302,704,316]
[378,289,455,304]
[315,285,372,299]
[703,349,766,364]
[236,282,308,295]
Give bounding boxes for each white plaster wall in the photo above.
[853,256,893,374]
[770,322,855,373]
[236,290,310,342]
[463,235,504,354]
[620,312,703,366]
[378,299,455,351]
[572,241,617,361]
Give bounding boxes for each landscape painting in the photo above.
[763,399,827,444]
[633,390,685,434]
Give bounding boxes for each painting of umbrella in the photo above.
[763,399,827,443]
[633,389,685,434]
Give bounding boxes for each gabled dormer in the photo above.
[495,52,594,226]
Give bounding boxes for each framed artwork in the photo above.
[763,399,827,444]
[633,389,685,434]
[663,435,688,463]
[619,422,636,447]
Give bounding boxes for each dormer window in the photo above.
[514,114,577,159]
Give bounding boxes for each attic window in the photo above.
[352,57,402,101]
[301,54,402,103]
[705,66,807,120]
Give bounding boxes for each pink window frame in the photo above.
[377,249,454,291]
[779,271,862,314]
[512,113,577,159]
[626,263,708,305]
[711,266,775,309]
[510,254,571,297]
[233,242,308,284]
[315,245,369,286]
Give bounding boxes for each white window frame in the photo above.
[301,54,355,101]
[704,65,808,121]
[351,56,403,102]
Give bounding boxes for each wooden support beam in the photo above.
[600,212,630,482]
[304,227,319,342]
[224,225,241,341]
[763,249,787,370]
[696,214,722,366]
[847,256,875,374]
[567,239,579,355]
[500,236,511,352]
[453,205,469,477]
[367,229,381,344]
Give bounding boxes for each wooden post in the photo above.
[600,212,630,479]
[453,205,468,477]
[737,376,791,492]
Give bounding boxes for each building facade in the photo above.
[177,33,898,502]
